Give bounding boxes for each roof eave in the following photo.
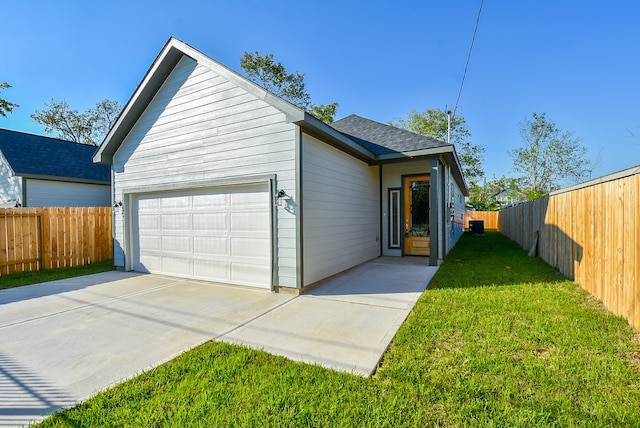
[17,173,110,185]
[295,113,377,162]
[375,146,454,162]
[94,38,185,165]
[376,146,469,195]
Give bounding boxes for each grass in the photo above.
[38,232,640,427]
[0,260,114,291]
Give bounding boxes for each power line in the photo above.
[454,0,484,116]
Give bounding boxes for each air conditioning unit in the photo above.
[469,220,484,235]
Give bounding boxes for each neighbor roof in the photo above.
[0,129,110,184]
[330,114,450,156]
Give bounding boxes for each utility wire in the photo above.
[454,0,484,116]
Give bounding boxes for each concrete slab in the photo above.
[0,273,292,427]
[305,257,435,309]
[222,296,412,376]
[0,257,437,427]
[222,257,438,376]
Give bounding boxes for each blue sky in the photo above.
[3,1,640,181]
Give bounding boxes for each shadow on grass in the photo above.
[428,231,568,290]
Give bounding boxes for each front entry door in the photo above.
[403,175,430,256]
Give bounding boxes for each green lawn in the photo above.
[38,232,640,427]
[0,260,114,291]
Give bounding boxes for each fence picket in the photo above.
[0,207,112,276]
[486,170,640,331]
[465,211,499,229]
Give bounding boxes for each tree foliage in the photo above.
[509,112,590,198]
[0,82,19,117]
[389,108,486,185]
[309,102,339,124]
[31,99,122,146]
[467,175,525,211]
[240,51,338,123]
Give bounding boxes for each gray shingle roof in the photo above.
[0,129,110,183]
[330,114,451,156]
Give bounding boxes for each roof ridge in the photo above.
[0,128,97,147]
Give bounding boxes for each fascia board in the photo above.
[94,37,307,165]
[375,146,455,162]
[18,173,110,185]
[94,38,184,165]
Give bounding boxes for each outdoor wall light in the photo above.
[113,201,123,208]
[276,190,286,206]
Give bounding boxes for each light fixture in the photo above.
[276,190,286,206]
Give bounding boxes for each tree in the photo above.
[389,108,486,185]
[31,99,122,145]
[309,102,339,124]
[240,51,339,123]
[0,82,19,117]
[509,112,590,198]
[467,175,525,211]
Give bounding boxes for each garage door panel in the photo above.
[162,236,191,253]
[231,237,269,258]
[193,236,228,255]
[133,184,271,288]
[139,236,161,251]
[231,211,270,231]
[138,215,160,230]
[193,213,227,230]
[231,262,270,285]
[161,195,190,209]
[161,214,191,230]
[193,259,229,282]
[192,193,227,208]
[162,256,192,276]
[137,255,161,272]
[138,198,160,210]
[231,190,268,206]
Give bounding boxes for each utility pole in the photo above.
[447,110,452,145]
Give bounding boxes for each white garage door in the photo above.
[132,184,271,288]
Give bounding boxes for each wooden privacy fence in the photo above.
[497,169,640,331]
[465,210,499,229]
[0,207,112,276]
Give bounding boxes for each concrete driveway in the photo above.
[0,257,437,427]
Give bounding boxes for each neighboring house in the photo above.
[94,37,468,292]
[0,129,111,207]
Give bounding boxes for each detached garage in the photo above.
[94,37,468,292]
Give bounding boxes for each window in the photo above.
[389,188,401,248]
[409,181,430,236]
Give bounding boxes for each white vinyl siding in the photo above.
[302,134,380,287]
[25,179,110,207]
[132,185,271,288]
[112,56,297,287]
[0,152,21,205]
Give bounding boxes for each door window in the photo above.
[410,181,430,236]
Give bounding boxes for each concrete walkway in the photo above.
[0,257,437,427]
